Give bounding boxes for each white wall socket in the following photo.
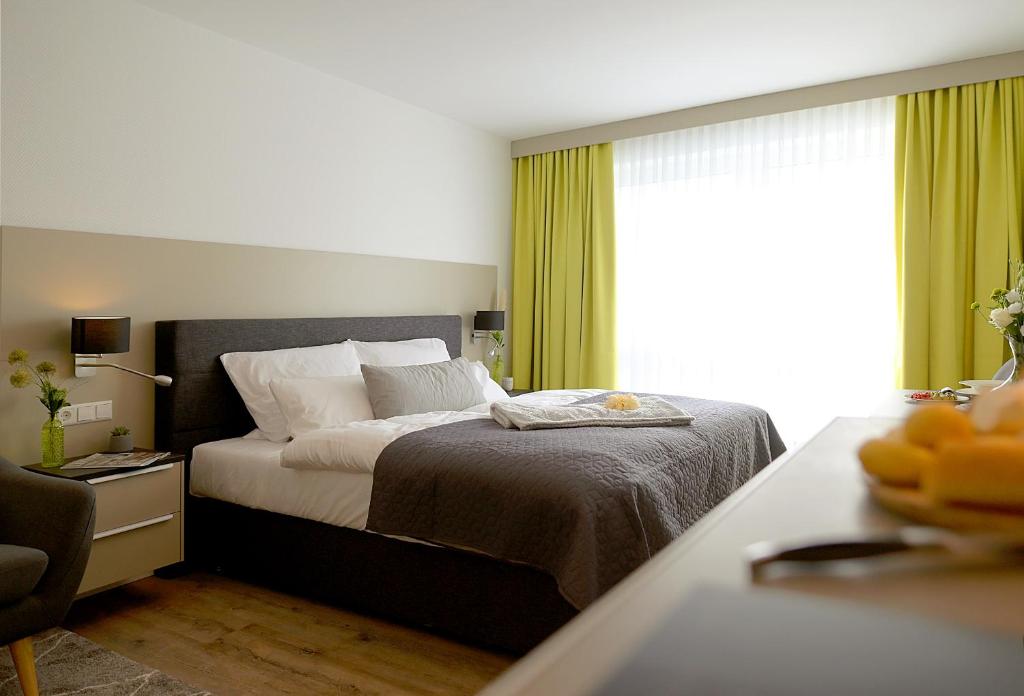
[57,406,76,425]
[60,400,113,426]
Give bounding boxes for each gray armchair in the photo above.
[0,458,95,696]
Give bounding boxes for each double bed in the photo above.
[155,315,784,654]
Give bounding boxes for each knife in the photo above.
[746,527,1024,581]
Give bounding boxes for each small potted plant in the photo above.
[108,425,133,453]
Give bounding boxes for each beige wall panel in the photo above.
[0,226,496,464]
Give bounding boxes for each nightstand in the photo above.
[506,389,535,397]
[24,451,185,596]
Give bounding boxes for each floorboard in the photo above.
[63,572,512,695]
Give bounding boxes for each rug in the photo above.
[0,629,210,695]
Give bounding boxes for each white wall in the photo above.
[0,0,510,281]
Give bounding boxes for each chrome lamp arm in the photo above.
[74,355,173,386]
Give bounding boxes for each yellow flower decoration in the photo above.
[9,369,31,388]
[7,349,28,366]
[36,361,56,376]
[605,393,641,411]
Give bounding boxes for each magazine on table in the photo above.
[62,451,170,470]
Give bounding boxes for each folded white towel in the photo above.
[490,395,693,431]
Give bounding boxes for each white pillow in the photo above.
[469,361,510,404]
[349,338,450,367]
[220,342,361,442]
[270,375,375,438]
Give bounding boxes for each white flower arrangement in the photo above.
[972,262,1024,340]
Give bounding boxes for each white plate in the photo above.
[904,393,970,405]
[959,379,1001,396]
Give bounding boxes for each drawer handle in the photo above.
[88,462,173,485]
[94,513,174,540]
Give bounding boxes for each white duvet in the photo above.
[280,389,603,473]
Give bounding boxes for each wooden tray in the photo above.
[868,480,1024,532]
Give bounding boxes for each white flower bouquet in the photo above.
[972,262,1024,385]
[972,264,1024,334]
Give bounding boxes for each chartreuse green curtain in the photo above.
[511,144,616,390]
[897,76,1024,389]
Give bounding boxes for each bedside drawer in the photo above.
[90,462,181,534]
[78,512,182,595]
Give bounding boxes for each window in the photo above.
[614,97,896,444]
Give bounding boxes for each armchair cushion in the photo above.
[0,544,48,605]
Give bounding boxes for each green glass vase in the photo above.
[487,343,505,383]
[490,354,505,383]
[41,415,65,468]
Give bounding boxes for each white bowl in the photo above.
[960,379,1002,395]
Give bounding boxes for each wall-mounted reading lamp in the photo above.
[71,316,173,386]
[470,310,505,343]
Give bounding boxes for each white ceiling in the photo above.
[135,0,1024,140]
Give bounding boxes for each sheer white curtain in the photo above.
[614,97,896,445]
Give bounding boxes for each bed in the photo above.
[155,315,784,654]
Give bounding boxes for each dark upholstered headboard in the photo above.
[154,315,462,457]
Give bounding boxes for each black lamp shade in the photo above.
[71,317,131,354]
[474,310,505,331]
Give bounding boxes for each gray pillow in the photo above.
[360,357,485,419]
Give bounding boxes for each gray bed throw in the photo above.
[365,393,785,609]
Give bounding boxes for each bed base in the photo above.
[188,495,577,655]
[156,316,577,654]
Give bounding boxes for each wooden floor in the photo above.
[63,572,512,695]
